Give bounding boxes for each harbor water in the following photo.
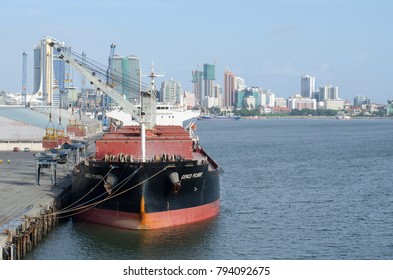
[25,118,393,259]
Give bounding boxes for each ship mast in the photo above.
[140,63,162,162]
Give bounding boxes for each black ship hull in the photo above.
[70,158,220,229]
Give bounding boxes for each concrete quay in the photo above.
[0,150,71,260]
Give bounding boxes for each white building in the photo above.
[203,96,219,108]
[324,99,344,110]
[33,36,65,105]
[275,97,287,107]
[160,78,182,104]
[245,95,256,109]
[288,95,316,110]
[235,77,246,91]
[183,91,196,109]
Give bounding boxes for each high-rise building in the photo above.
[319,85,339,101]
[111,55,123,96]
[203,64,215,99]
[191,70,203,106]
[160,78,182,104]
[33,36,66,105]
[33,45,41,94]
[214,84,222,107]
[123,55,141,101]
[301,75,315,98]
[224,69,236,107]
[110,54,141,102]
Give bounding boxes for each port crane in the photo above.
[103,43,116,113]
[49,40,157,161]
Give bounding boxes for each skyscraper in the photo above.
[111,54,123,96]
[203,64,215,99]
[191,69,203,106]
[224,69,236,107]
[123,55,141,101]
[33,36,65,105]
[301,75,315,98]
[109,54,141,102]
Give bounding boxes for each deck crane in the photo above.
[49,41,156,161]
[80,52,87,112]
[103,43,116,112]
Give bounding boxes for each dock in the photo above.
[0,147,84,260]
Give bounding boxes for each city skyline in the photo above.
[0,0,392,104]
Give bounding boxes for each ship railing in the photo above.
[92,153,188,163]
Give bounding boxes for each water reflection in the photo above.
[71,216,219,259]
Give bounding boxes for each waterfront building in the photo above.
[264,90,275,107]
[323,99,344,110]
[353,96,371,107]
[235,90,246,108]
[203,64,215,99]
[387,99,393,116]
[288,95,316,110]
[275,97,287,107]
[234,87,274,109]
[224,69,236,107]
[245,95,256,109]
[160,78,182,104]
[301,75,315,98]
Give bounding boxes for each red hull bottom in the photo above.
[74,200,220,229]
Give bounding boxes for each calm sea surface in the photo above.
[26,118,393,260]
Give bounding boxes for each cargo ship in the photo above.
[196,115,240,121]
[71,122,221,229]
[49,41,222,230]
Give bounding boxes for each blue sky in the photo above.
[1,0,392,103]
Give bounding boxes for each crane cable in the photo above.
[64,48,152,98]
[59,165,141,215]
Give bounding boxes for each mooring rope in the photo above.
[48,165,170,219]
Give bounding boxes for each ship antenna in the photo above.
[147,62,164,92]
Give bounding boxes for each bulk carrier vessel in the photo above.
[51,40,221,229]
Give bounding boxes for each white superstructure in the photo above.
[106,104,200,126]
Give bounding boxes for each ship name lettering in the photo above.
[181,172,203,180]
[85,173,104,180]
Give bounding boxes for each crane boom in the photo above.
[49,42,140,121]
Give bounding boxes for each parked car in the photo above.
[13,147,20,152]
[24,147,30,152]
